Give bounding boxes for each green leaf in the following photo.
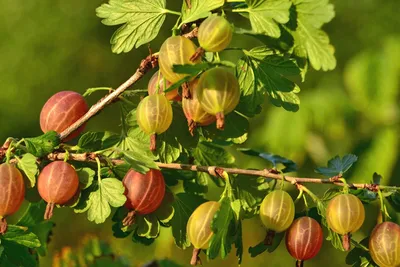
[248,232,285,257]
[373,172,382,185]
[96,0,168,53]
[238,47,301,112]
[201,112,249,145]
[172,61,236,75]
[180,0,225,26]
[117,127,158,173]
[238,148,297,173]
[193,141,235,187]
[16,201,46,226]
[24,131,60,157]
[77,131,120,152]
[208,197,236,260]
[346,237,378,267]
[239,0,292,38]
[1,225,40,248]
[0,241,38,267]
[76,167,96,189]
[292,0,336,71]
[232,174,269,216]
[315,154,358,177]
[170,193,206,249]
[31,221,54,256]
[87,178,127,224]
[16,153,38,187]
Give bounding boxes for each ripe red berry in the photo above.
[122,169,165,226]
[148,71,181,101]
[0,163,25,234]
[326,194,365,251]
[37,161,79,220]
[285,217,323,266]
[40,91,88,141]
[369,221,400,267]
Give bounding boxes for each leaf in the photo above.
[238,148,297,173]
[292,0,336,71]
[170,193,206,249]
[240,0,292,38]
[86,178,127,224]
[237,47,301,113]
[180,0,225,26]
[24,131,60,157]
[16,153,38,187]
[96,0,168,53]
[172,61,236,75]
[118,127,159,173]
[15,201,54,256]
[193,141,235,187]
[201,112,249,145]
[0,241,38,267]
[76,167,96,189]
[77,131,120,152]
[315,154,358,177]
[1,225,40,248]
[248,231,285,257]
[207,197,236,260]
[31,221,54,256]
[346,237,378,267]
[232,174,269,216]
[373,172,382,185]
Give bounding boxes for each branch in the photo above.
[45,152,392,192]
[58,28,199,141]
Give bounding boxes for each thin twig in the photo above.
[45,152,393,192]
[58,28,198,141]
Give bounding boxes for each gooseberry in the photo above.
[259,190,295,244]
[190,15,233,61]
[148,70,181,101]
[196,67,240,129]
[158,36,201,84]
[182,79,216,135]
[326,193,365,251]
[187,201,220,266]
[40,91,88,141]
[369,221,400,267]
[285,216,323,266]
[136,94,173,151]
[37,161,79,220]
[0,163,25,234]
[122,169,165,226]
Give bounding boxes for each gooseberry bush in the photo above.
[0,1,398,267]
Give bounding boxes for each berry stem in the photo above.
[264,230,275,246]
[44,203,55,220]
[122,210,136,227]
[296,260,304,267]
[182,82,191,99]
[343,233,351,251]
[190,47,205,62]
[150,134,157,152]
[0,217,7,234]
[216,112,225,130]
[190,248,202,266]
[188,120,197,136]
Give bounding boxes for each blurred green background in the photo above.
[1,0,400,266]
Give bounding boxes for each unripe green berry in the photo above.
[198,15,233,52]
